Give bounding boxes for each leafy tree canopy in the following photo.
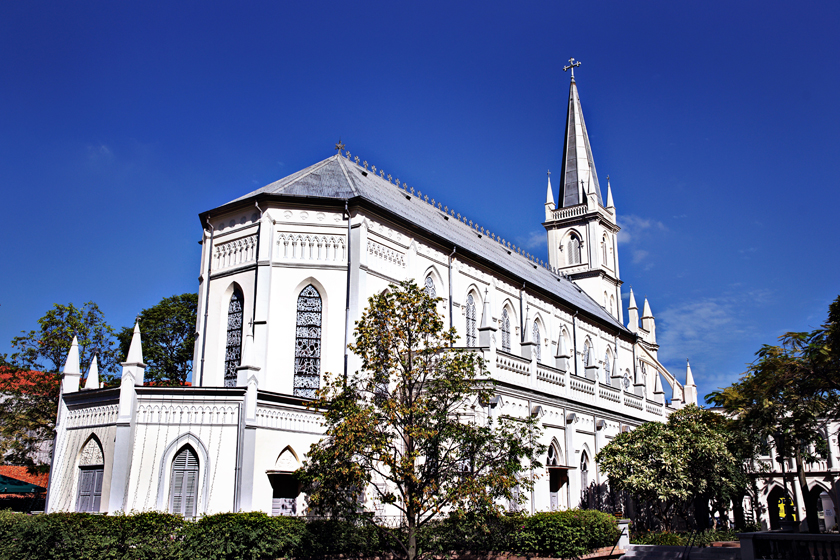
[11,302,118,378]
[117,293,198,386]
[0,360,60,467]
[299,280,544,560]
[706,294,840,533]
[595,404,741,531]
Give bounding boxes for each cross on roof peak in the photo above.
[335,139,345,153]
[563,57,581,80]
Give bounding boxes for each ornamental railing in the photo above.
[551,203,588,220]
[599,384,621,404]
[496,351,530,377]
[537,364,565,386]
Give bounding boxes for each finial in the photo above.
[363,160,369,169]
[547,169,551,178]
[372,165,376,173]
[387,173,392,182]
[335,139,345,153]
[355,156,360,164]
[563,57,581,80]
[345,150,351,159]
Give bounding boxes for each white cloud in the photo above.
[632,249,649,264]
[520,230,547,251]
[617,214,666,245]
[86,144,112,160]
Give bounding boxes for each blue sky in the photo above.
[2,1,838,400]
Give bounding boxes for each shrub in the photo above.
[513,510,621,558]
[631,530,685,546]
[182,512,305,560]
[420,511,521,555]
[108,512,186,560]
[298,518,391,558]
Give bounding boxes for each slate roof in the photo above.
[220,155,627,333]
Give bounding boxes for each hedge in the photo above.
[0,509,619,560]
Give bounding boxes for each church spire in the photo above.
[560,60,603,208]
[545,171,555,207]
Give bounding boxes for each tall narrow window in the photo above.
[604,352,612,384]
[582,340,591,368]
[224,288,244,387]
[601,236,608,265]
[580,452,590,495]
[294,285,322,398]
[533,321,541,362]
[466,294,477,347]
[424,276,436,298]
[170,446,199,518]
[76,437,104,513]
[501,308,511,353]
[567,235,581,265]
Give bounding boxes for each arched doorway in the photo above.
[76,436,104,512]
[767,485,793,530]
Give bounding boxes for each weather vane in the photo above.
[563,57,581,79]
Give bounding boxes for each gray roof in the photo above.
[560,78,604,208]
[225,155,627,333]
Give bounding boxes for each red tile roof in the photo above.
[0,466,49,495]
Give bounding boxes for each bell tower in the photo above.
[544,59,622,322]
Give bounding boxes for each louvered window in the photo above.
[567,235,581,265]
[532,322,541,362]
[225,288,244,387]
[170,446,199,518]
[76,437,104,513]
[294,285,322,398]
[465,294,477,347]
[424,276,436,298]
[501,309,511,353]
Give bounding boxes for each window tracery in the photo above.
[567,235,582,265]
[501,308,511,353]
[424,276,436,298]
[533,321,541,361]
[604,352,612,384]
[294,285,322,398]
[224,288,244,387]
[466,294,477,347]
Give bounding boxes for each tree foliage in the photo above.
[10,302,118,378]
[706,295,840,533]
[0,360,60,467]
[299,280,544,560]
[596,404,741,531]
[117,293,198,386]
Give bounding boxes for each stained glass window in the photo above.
[501,308,511,353]
[294,285,322,398]
[224,288,244,387]
[466,294,476,347]
[533,321,541,362]
[424,276,436,298]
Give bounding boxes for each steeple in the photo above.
[684,359,698,405]
[560,62,603,208]
[606,177,614,210]
[84,355,100,390]
[641,298,656,343]
[61,336,81,394]
[545,171,555,206]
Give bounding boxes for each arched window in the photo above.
[610,295,615,316]
[224,287,244,387]
[501,308,511,353]
[424,276,436,298]
[580,452,590,493]
[567,235,582,265]
[294,285,322,398]
[466,294,477,347]
[170,446,199,518]
[582,339,592,368]
[623,369,631,390]
[547,445,559,466]
[76,437,104,512]
[601,235,608,265]
[533,321,541,362]
[604,351,612,384]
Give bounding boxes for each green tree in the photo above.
[0,359,60,467]
[116,294,198,386]
[595,404,740,531]
[707,325,836,533]
[299,280,544,560]
[11,302,118,378]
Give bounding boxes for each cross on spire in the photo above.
[563,57,581,80]
[335,139,345,153]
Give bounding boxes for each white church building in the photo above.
[45,70,699,519]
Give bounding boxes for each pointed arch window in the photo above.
[533,321,541,362]
[76,437,104,513]
[294,285,322,398]
[170,446,199,518]
[601,235,608,265]
[567,235,582,265]
[582,339,592,368]
[501,308,511,353]
[604,352,612,384]
[424,276,436,298]
[465,294,477,347]
[580,452,590,495]
[224,287,244,387]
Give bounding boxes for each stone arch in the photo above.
[156,432,211,515]
[463,285,482,347]
[561,229,584,266]
[274,446,301,472]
